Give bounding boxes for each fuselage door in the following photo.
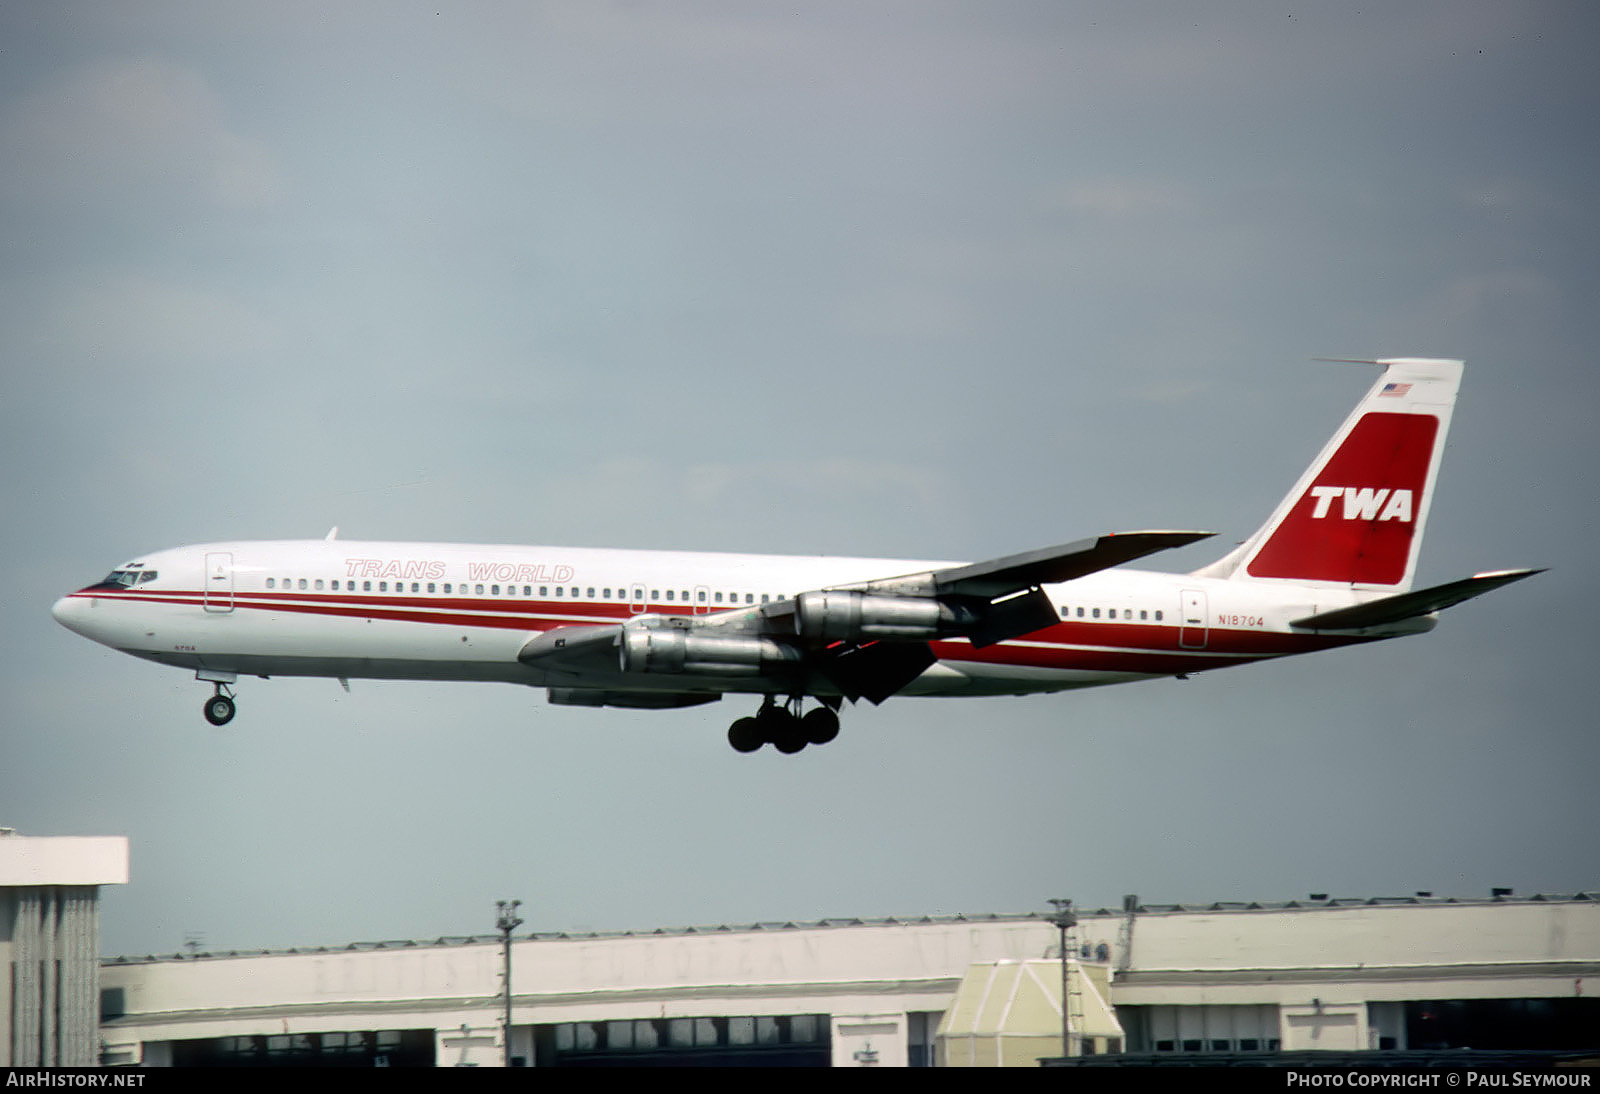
[629,583,647,616]
[204,552,234,614]
[1180,588,1208,649]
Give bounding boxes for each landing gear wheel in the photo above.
[753,704,805,753]
[728,717,763,753]
[801,707,840,745]
[772,724,807,754]
[204,694,236,726]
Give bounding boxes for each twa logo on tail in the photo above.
[1308,486,1414,522]
[1247,411,1439,584]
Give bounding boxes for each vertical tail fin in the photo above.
[1194,358,1462,591]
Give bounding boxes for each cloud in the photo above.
[0,57,284,210]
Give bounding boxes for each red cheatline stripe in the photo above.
[70,590,1368,663]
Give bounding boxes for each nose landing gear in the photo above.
[726,696,840,754]
[203,683,236,726]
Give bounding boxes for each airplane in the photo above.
[53,357,1539,754]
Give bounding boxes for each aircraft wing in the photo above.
[516,530,1213,706]
[831,531,1215,599]
[1290,568,1544,630]
[928,530,1216,598]
[806,530,1214,650]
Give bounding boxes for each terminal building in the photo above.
[93,889,1599,1067]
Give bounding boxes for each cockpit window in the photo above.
[100,569,158,587]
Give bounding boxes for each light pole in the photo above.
[1047,898,1076,1060]
[495,900,524,1067]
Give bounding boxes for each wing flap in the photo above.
[1291,568,1544,630]
[817,641,937,705]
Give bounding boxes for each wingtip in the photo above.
[1470,567,1546,581]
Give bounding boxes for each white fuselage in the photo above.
[52,538,1416,700]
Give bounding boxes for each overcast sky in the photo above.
[3,2,1596,958]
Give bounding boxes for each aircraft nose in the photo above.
[52,594,89,634]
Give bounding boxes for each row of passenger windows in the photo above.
[1061,605,1164,622]
[264,577,783,605]
[260,578,1167,623]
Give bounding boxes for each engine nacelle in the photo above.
[793,590,969,642]
[619,624,800,677]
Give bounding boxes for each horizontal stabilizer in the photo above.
[1291,569,1544,630]
[932,531,1214,599]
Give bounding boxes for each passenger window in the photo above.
[315,579,324,590]
[1155,610,1164,621]
[649,589,658,600]
[379,582,388,592]
[761,594,769,603]
[266,578,275,589]
[491,585,500,595]
[1092,608,1100,618]
[1060,605,1069,618]
[587,587,595,598]
[555,587,563,596]
[298,579,308,590]
[746,594,754,604]
[540,586,548,597]
[666,590,675,601]
[714,592,723,603]
[1076,607,1084,618]
[428,583,436,593]
[363,581,372,592]
[1140,609,1148,620]
[698,591,707,603]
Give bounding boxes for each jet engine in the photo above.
[792,590,974,642]
[619,624,800,676]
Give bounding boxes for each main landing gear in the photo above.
[203,683,236,726]
[727,696,841,755]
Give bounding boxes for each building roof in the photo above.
[101,892,1598,967]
